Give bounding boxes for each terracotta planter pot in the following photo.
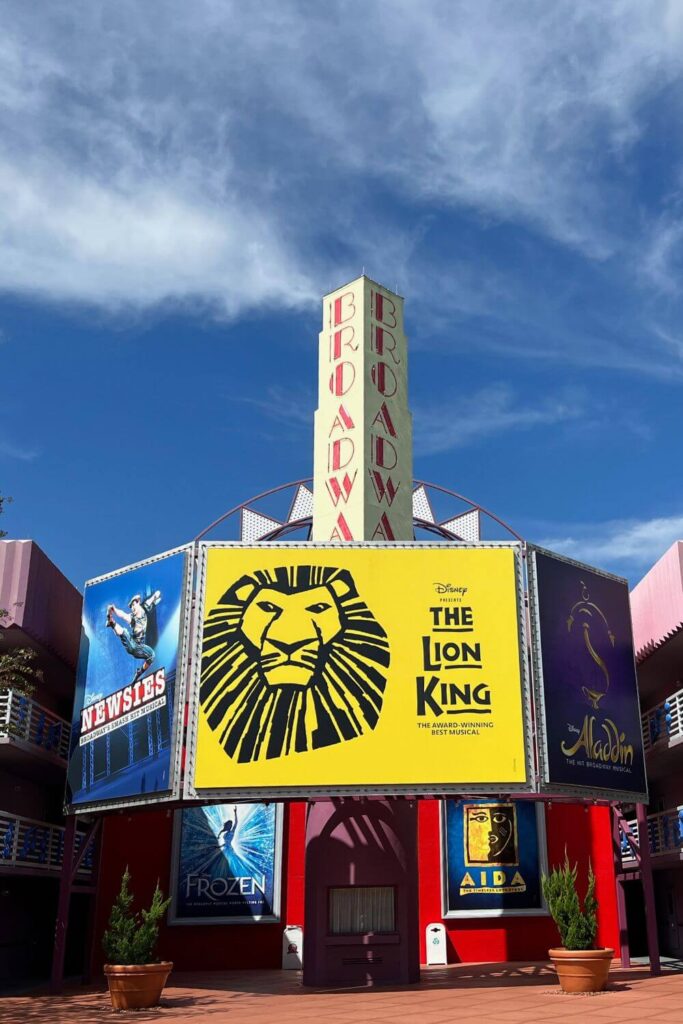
[104,961,173,1010]
[548,947,614,993]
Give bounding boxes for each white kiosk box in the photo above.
[425,923,447,966]
[282,925,303,970]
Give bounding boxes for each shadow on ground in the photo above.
[0,961,669,1023]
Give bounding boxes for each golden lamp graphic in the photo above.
[566,581,616,711]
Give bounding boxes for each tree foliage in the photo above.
[0,492,11,541]
[102,868,170,965]
[0,646,41,697]
[542,852,598,950]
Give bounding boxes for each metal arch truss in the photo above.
[194,478,524,544]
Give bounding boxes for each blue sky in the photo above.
[1,0,682,588]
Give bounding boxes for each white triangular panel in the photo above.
[412,485,435,523]
[241,508,282,542]
[441,509,480,541]
[288,485,314,522]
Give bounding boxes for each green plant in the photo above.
[542,852,598,950]
[103,868,170,965]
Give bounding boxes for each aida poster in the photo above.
[188,543,531,797]
[65,549,188,809]
[530,549,647,798]
[169,802,282,924]
[442,799,546,916]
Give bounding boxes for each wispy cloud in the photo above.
[1,0,683,340]
[414,384,583,456]
[539,514,683,576]
[0,439,40,461]
[234,385,314,429]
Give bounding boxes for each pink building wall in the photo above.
[630,541,683,660]
[0,539,82,669]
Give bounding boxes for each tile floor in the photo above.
[2,962,681,1023]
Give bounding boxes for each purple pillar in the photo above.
[303,797,420,987]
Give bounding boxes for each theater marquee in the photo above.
[185,542,533,799]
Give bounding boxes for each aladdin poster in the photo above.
[530,549,647,797]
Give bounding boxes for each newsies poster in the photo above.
[529,548,647,800]
[65,548,190,810]
[442,799,546,916]
[169,802,282,924]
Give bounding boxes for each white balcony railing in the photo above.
[0,688,71,761]
[621,806,683,863]
[0,810,94,874]
[641,685,683,752]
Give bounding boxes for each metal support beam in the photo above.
[81,820,103,985]
[50,815,77,995]
[50,816,102,994]
[611,805,631,968]
[636,802,661,976]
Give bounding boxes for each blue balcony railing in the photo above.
[0,688,71,762]
[0,810,94,874]
[641,685,683,751]
[621,806,683,862]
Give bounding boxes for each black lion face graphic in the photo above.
[199,565,390,763]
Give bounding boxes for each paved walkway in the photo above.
[2,963,682,1023]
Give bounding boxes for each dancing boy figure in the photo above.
[106,590,162,683]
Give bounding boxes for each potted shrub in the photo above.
[542,853,614,993]
[102,868,173,1010]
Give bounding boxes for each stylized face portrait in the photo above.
[200,565,390,763]
[465,803,518,866]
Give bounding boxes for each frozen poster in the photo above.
[170,803,282,924]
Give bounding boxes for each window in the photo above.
[328,886,395,935]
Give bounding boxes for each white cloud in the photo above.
[0,160,314,314]
[1,0,683,335]
[539,515,683,574]
[414,384,583,456]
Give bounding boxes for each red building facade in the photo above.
[90,798,618,973]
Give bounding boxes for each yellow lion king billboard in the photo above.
[186,543,531,797]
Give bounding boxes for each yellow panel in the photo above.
[193,546,527,791]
